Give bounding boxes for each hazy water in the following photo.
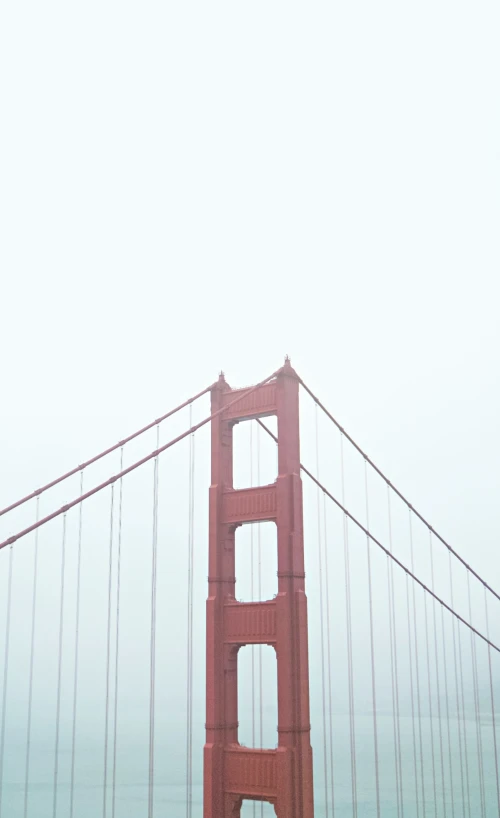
[2,714,499,817]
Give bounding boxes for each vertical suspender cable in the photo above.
[341,433,357,818]
[364,461,380,818]
[484,588,500,816]
[468,572,486,817]
[70,472,84,818]
[186,413,194,818]
[149,426,160,818]
[429,532,447,818]
[191,423,195,813]
[103,485,115,817]
[387,488,403,818]
[24,496,40,818]
[409,513,426,817]
[448,551,466,818]
[423,589,438,818]
[0,543,14,818]
[387,541,401,818]
[250,424,256,818]
[405,571,420,818]
[53,513,67,818]
[323,490,335,817]
[257,423,263,818]
[457,615,471,818]
[111,450,124,818]
[315,404,329,818]
[250,425,255,754]
[440,604,455,816]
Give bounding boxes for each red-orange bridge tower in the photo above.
[204,360,314,817]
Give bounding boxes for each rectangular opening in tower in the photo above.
[238,644,277,750]
[232,418,278,490]
[241,801,276,816]
[235,521,277,603]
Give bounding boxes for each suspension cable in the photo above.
[255,419,500,653]
[449,551,466,818]
[314,407,330,811]
[340,433,358,818]
[186,413,194,818]
[323,491,335,817]
[409,512,426,818]
[296,377,500,602]
[69,471,84,818]
[250,423,256,763]
[430,532,447,818]
[0,383,215,519]
[364,460,380,818]
[406,571,420,818]
[23,496,40,818]
[423,588,438,818]
[53,513,67,818]
[315,405,330,817]
[387,489,403,818]
[0,544,14,818]
[189,423,195,817]
[468,572,486,817]
[256,423,263,818]
[103,484,115,817]
[457,614,472,818]
[2,368,282,553]
[111,450,124,818]
[387,583,401,818]
[149,426,160,818]
[440,603,455,816]
[484,588,500,816]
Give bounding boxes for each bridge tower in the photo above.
[204,359,314,817]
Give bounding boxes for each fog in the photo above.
[1,1,499,815]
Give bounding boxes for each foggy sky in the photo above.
[0,2,499,813]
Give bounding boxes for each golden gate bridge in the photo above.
[0,358,498,817]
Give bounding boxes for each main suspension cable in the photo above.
[297,377,500,603]
[255,419,500,652]
[2,368,282,553]
[0,383,215,519]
